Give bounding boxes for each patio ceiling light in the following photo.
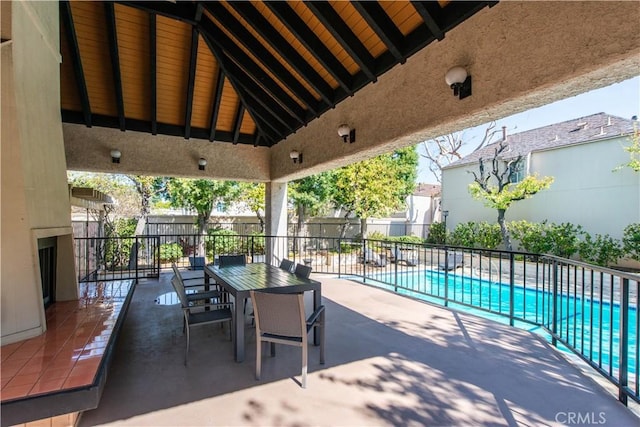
[110,149,121,164]
[337,124,355,143]
[289,150,303,164]
[445,66,472,99]
[198,158,207,171]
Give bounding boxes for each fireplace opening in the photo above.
[38,237,57,309]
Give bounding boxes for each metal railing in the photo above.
[74,236,160,282]
[72,233,638,406]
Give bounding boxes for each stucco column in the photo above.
[265,182,288,265]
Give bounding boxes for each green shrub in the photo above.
[622,223,640,261]
[545,222,584,258]
[476,222,502,250]
[206,228,240,258]
[367,231,386,241]
[578,233,624,267]
[509,220,551,254]
[158,243,183,263]
[339,242,359,254]
[104,218,137,269]
[248,232,266,254]
[426,222,446,244]
[386,235,425,245]
[450,222,477,247]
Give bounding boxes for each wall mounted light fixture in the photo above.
[337,124,356,143]
[289,150,303,164]
[110,149,121,164]
[198,158,207,171]
[445,66,472,99]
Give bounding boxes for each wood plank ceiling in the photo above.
[60,1,496,147]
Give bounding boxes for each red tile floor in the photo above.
[1,281,133,402]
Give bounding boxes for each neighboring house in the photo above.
[441,113,639,240]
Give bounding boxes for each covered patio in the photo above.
[78,273,637,426]
[3,1,640,425]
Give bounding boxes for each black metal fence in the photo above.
[74,236,160,282]
[73,232,638,406]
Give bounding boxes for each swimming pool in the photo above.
[366,269,638,376]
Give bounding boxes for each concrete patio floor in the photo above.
[78,272,638,427]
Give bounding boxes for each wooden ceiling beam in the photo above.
[232,104,244,145]
[105,3,125,131]
[117,1,198,25]
[266,2,353,95]
[199,18,307,128]
[217,52,297,133]
[200,32,284,145]
[184,26,199,140]
[410,1,444,41]
[61,110,256,144]
[352,1,405,63]
[60,1,92,127]
[208,71,225,142]
[437,1,496,31]
[204,2,323,117]
[305,2,377,82]
[228,1,336,109]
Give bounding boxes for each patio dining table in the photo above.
[204,263,322,362]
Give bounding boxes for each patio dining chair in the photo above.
[250,290,325,388]
[294,263,312,279]
[218,254,246,267]
[172,263,222,301]
[170,276,233,365]
[279,258,295,272]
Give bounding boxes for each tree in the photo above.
[468,140,553,251]
[331,146,418,237]
[127,175,163,235]
[165,178,241,236]
[614,125,640,173]
[421,122,501,182]
[238,182,266,232]
[288,172,335,236]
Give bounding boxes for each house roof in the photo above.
[413,183,441,197]
[60,1,496,148]
[445,113,638,168]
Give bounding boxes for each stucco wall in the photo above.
[441,136,640,240]
[64,124,271,182]
[1,1,77,344]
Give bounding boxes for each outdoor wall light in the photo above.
[110,149,121,164]
[198,158,207,171]
[337,124,356,143]
[445,66,472,99]
[289,150,303,164]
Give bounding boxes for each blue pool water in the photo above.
[367,269,638,375]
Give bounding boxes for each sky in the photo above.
[416,76,640,184]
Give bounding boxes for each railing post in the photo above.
[394,242,398,293]
[509,252,515,327]
[156,236,161,278]
[250,235,255,262]
[135,236,139,284]
[618,277,629,405]
[338,238,342,278]
[444,247,449,307]
[362,239,367,283]
[551,259,558,347]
